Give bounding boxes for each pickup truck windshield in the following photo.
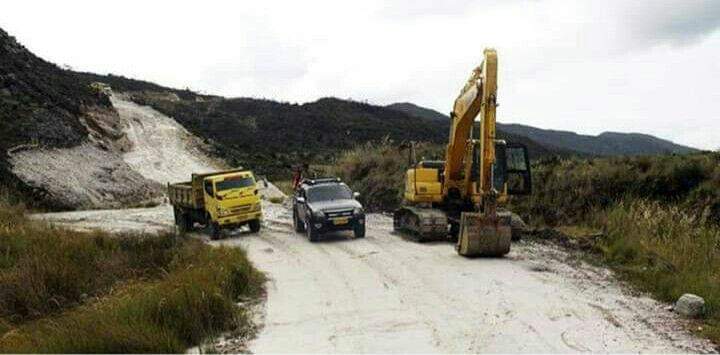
[307,185,352,202]
[216,176,255,192]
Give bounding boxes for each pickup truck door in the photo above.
[295,190,308,221]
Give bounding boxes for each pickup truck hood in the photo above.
[308,199,361,212]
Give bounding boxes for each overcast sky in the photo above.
[2,0,719,149]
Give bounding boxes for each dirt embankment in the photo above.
[9,95,226,209]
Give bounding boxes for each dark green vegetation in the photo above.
[0,201,265,353]
[335,142,720,342]
[388,102,697,156]
[0,28,108,153]
[514,153,720,226]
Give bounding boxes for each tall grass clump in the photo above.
[598,200,720,339]
[0,196,265,352]
[0,243,264,353]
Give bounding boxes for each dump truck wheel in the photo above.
[174,209,191,235]
[293,210,305,232]
[354,223,366,238]
[249,219,261,233]
[209,222,221,240]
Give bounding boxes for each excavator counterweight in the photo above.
[393,49,531,257]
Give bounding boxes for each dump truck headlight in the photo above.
[216,206,231,217]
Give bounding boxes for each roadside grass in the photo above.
[0,198,265,352]
[594,200,720,342]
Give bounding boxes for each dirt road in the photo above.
[36,202,715,353]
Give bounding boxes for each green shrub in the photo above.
[511,152,720,226]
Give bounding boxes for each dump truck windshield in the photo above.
[307,184,352,202]
[216,176,255,191]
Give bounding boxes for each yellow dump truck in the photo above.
[168,168,263,239]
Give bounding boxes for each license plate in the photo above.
[333,217,349,225]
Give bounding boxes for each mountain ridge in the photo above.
[386,102,697,156]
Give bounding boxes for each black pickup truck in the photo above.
[292,178,366,242]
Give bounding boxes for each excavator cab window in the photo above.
[505,143,532,195]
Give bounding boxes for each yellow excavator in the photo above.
[393,48,532,257]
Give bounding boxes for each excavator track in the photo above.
[393,206,448,242]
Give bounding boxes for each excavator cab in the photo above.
[493,142,532,196]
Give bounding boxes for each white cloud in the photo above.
[1,0,718,149]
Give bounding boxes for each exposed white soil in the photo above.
[112,97,225,185]
[9,96,235,209]
[10,143,161,209]
[35,202,717,353]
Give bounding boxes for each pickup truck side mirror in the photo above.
[353,192,361,199]
[296,197,306,204]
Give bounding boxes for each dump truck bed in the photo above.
[168,182,202,209]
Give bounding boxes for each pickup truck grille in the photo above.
[326,209,353,218]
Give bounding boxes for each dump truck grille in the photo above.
[231,204,253,214]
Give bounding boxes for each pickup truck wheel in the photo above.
[306,219,319,242]
[249,219,261,233]
[354,223,366,239]
[293,210,305,232]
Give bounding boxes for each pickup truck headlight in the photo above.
[312,210,325,220]
[353,207,364,215]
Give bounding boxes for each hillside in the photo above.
[0,28,162,209]
[387,102,697,156]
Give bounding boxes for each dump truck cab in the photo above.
[168,168,263,239]
[202,171,263,228]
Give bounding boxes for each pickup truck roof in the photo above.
[300,177,342,186]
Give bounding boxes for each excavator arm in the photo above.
[443,48,498,198]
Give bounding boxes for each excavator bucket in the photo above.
[456,212,511,257]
